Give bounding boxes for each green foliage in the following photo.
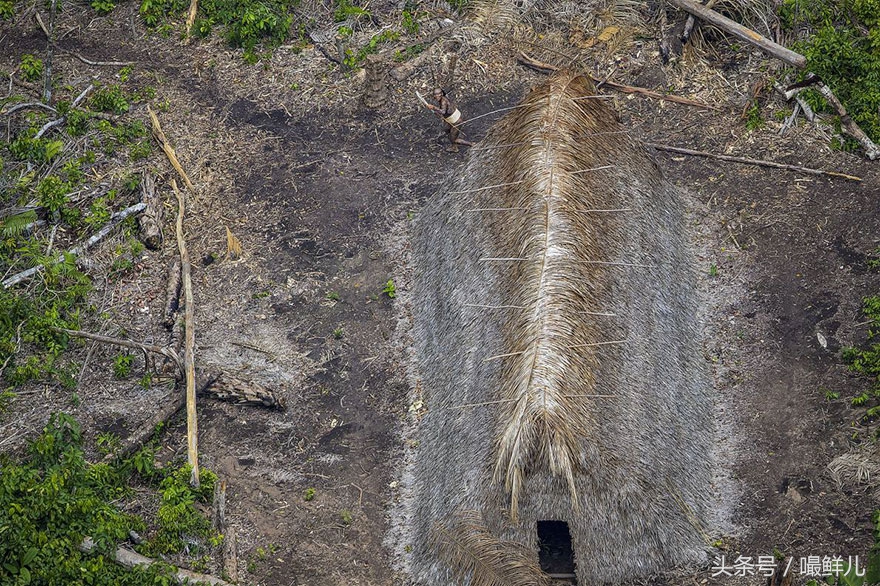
[91,0,117,14]
[402,8,420,34]
[343,29,400,69]
[9,134,65,164]
[91,84,130,114]
[303,487,316,501]
[112,353,134,378]
[19,54,43,82]
[382,278,396,299]
[139,0,187,26]
[0,210,37,238]
[0,413,177,585]
[140,465,217,556]
[744,102,764,130]
[0,413,220,584]
[334,0,369,22]
[779,0,880,144]
[36,175,70,215]
[0,0,14,19]
[394,43,425,62]
[841,296,880,415]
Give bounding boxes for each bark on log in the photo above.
[200,369,286,410]
[148,106,195,191]
[139,172,163,250]
[664,0,806,68]
[103,393,186,463]
[362,54,389,109]
[163,259,182,330]
[79,537,232,586]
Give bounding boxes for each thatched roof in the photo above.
[407,72,714,585]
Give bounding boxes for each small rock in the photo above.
[237,455,256,466]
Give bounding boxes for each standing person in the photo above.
[425,88,473,152]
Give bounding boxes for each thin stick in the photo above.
[172,179,199,488]
[582,260,655,268]
[567,165,614,175]
[42,0,56,103]
[665,0,806,68]
[443,397,520,410]
[148,106,195,190]
[478,257,529,262]
[65,51,136,67]
[483,350,526,361]
[572,208,632,212]
[463,303,527,309]
[564,339,628,349]
[575,310,616,316]
[647,142,862,181]
[464,207,528,212]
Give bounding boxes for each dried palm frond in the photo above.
[828,450,880,492]
[431,510,552,586]
[225,226,242,260]
[468,0,522,33]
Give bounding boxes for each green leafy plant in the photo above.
[382,279,396,299]
[19,54,43,82]
[91,84,130,114]
[91,0,117,14]
[303,487,316,501]
[0,0,14,18]
[112,353,134,378]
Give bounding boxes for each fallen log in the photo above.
[201,370,286,410]
[138,172,163,250]
[647,142,862,181]
[79,537,232,586]
[2,202,146,288]
[172,178,200,488]
[664,0,806,68]
[103,392,186,463]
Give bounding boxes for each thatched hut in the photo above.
[407,72,714,585]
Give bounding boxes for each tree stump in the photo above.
[362,54,389,109]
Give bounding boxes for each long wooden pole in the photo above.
[664,0,806,68]
[172,178,199,488]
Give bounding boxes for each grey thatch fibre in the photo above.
[407,72,715,585]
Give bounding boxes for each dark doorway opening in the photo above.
[537,520,577,583]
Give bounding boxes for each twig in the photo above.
[33,85,93,139]
[64,51,136,67]
[664,0,806,67]
[79,538,231,586]
[172,178,199,488]
[1,102,57,115]
[516,52,718,110]
[55,327,182,371]
[814,83,879,160]
[2,203,146,288]
[647,142,862,181]
[148,106,195,190]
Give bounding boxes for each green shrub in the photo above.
[779,0,880,144]
[0,1,14,19]
[0,413,218,584]
[91,0,117,14]
[91,84,130,114]
[19,54,43,82]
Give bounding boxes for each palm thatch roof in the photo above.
[407,71,715,585]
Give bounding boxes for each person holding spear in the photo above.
[419,88,474,152]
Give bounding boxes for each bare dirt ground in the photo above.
[1,2,879,585]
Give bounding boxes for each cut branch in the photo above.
[163,259,182,330]
[55,327,182,372]
[172,178,200,488]
[647,142,862,181]
[79,538,232,586]
[102,393,186,463]
[185,0,198,41]
[664,0,806,67]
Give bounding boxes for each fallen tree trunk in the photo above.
[200,369,286,410]
[172,178,200,488]
[79,537,232,586]
[163,259,182,330]
[139,172,163,250]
